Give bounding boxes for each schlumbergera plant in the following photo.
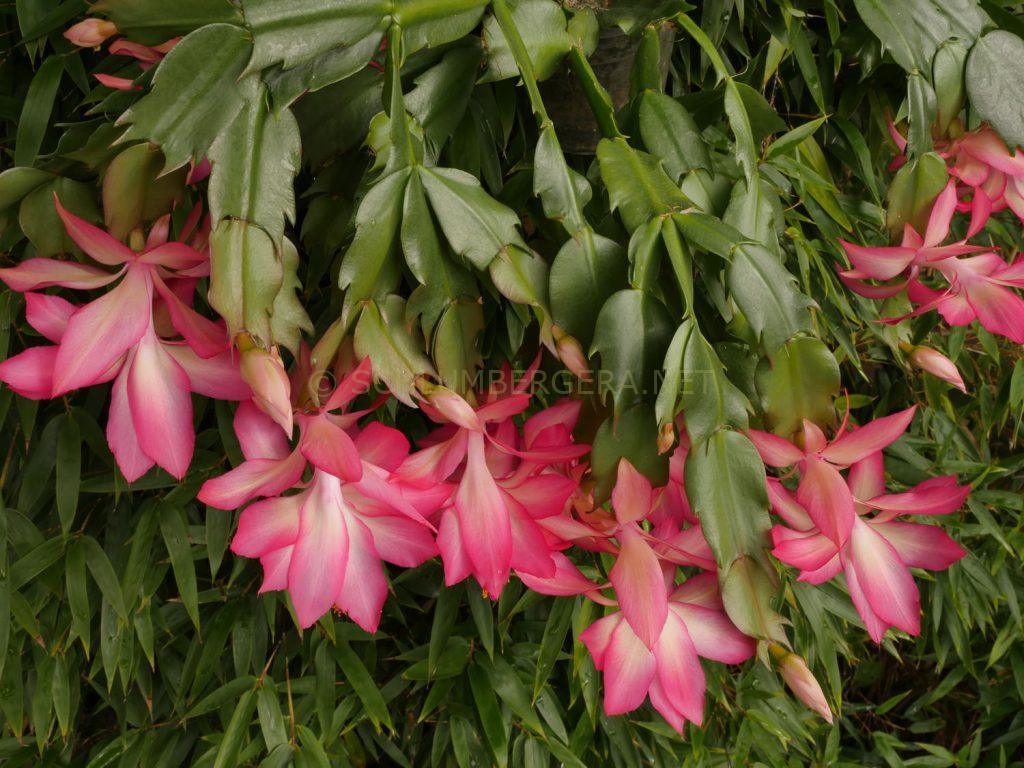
[2,1,1024,766]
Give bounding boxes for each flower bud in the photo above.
[416,377,481,432]
[64,18,118,47]
[238,334,293,437]
[909,346,965,392]
[657,422,676,455]
[552,325,591,381]
[770,643,833,723]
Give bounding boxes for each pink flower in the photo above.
[747,408,917,547]
[769,451,968,642]
[837,168,1024,342]
[0,200,245,480]
[580,572,753,732]
[908,346,965,391]
[839,180,986,286]
[397,375,589,599]
[64,18,118,47]
[203,357,448,631]
[903,254,1024,344]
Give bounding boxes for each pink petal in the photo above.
[801,420,827,453]
[475,393,531,424]
[55,195,134,265]
[334,514,387,633]
[94,73,140,91]
[847,517,920,637]
[455,433,512,598]
[24,293,75,342]
[798,553,842,585]
[796,457,856,546]
[353,422,409,471]
[0,346,56,399]
[437,508,473,587]
[198,449,306,509]
[506,499,556,578]
[231,495,302,558]
[579,613,622,671]
[670,602,754,664]
[611,459,654,525]
[922,180,958,248]
[502,473,578,519]
[233,399,291,460]
[523,399,582,446]
[866,475,970,521]
[869,521,966,570]
[820,406,916,466]
[746,430,804,467]
[0,258,121,292]
[965,280,1024,344]
[287,472,349,628]
[323,355,374,412]
[839,240,918,281]
[771,526,840,572]
[259,546,293,593]
[358,512,438,568]
[300,414,363,482]
[106,354,153,482]
[669,571,721,610]
[486,432,590,464]
[127,324,194,479]
[653,610,705,725]
[766,478,814,530]
[847,452,886,503]
[518,551,601,597]
[51,263,152,396]
[394,431,469,486]
[164,344,250,400]
[152,274,227,358]
[609,524,668,649]
[351,465,446,526]
[137,242,206,269]
[603,620,657,715]
[843,557,889,643]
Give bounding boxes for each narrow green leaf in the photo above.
[80,536,129,622]
[56,413,81,536]
[66,541,91,655]
[213,689,257,768]
[469,664,509,768]
[14,56,63,167]
[159,503,200,630]
[332,639,392,732]
[533,597,574,700]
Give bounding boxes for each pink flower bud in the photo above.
[416,378,481,431]
[238,335,293,437]
[64,18,118,47]
[553,325,591,381]
[909,347,965,392]
[771,644,833,723]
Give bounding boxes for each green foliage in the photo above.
[2,0,1024,766]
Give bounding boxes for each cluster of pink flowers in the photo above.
[0,194,974,731]
[841,124,1024,353]
[0,200,248,479]
[0,19,979,731]
[748,408,969,643]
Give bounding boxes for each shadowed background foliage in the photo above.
[1,0,1024,766]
